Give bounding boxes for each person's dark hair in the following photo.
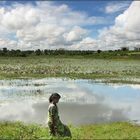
[49,93,61,103]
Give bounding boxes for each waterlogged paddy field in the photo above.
[0,56,140,84]
[0,78,140,125]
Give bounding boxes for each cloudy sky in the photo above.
[0,0,140,50]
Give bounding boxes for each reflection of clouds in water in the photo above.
[0,99,129,125]
[128,85,140,90]
[126,101,140,121]
[52,83,105,104]
[0,100,36,123]
[0,78,140,125]
[57,103,128,125]
[0,78,105,104]
[108,83,140,90]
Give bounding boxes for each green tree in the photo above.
[35,49,42,55]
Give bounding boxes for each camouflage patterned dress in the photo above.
[47,103,71,137]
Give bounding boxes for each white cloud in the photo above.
[69,37,98,50]
[36,2,106,26]
[0,1,108,50]
[16,24,65,42]
[98,1,140,50]
[1,5,40,30]
[105,2,130,14]
[0,1,140,50]
[0,38,17,49]
[64,26,88,42]
[0,7,4,14]
[115,1,140,34]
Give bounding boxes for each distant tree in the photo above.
[134,47,140,51]
[44,49,49,55]
[58,48,66,55]
[3,48,8,55]
[97,50,102,53]
[58,48,65,51]
[10,49,16,56]
[25,50,34,55]
[35,49,42,55]
[115,49,120,52]
[121,47,129,51]
[20,52,27,57]
[108,50,113,52]
[15,49,21,56]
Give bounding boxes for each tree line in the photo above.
[0,47,139,57]
[0,48,105,57]
[0,48,97,57]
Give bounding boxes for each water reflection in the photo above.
[0,78,140,125]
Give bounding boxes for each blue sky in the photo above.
[0,0,139,50]
[59,1,115,38]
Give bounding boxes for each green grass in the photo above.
[0,56,140,84]
[0,121,140,139]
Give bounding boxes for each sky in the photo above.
[0,0,140,51]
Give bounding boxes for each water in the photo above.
[0,78,140,125]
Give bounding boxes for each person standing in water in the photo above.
[47,93,72,137]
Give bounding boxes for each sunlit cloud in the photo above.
[0,1,139,50]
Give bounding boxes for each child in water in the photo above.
[47,93,72,137]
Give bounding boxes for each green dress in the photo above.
[47,103,71,137]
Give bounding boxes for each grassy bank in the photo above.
[0,121,140,139]
[0,56,140,84]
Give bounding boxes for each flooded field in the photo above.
[0,57,140,84]
[0,78,140,125]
